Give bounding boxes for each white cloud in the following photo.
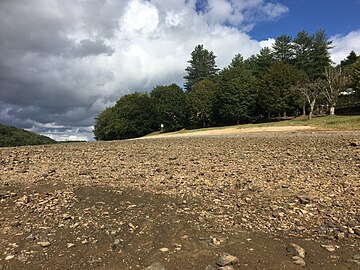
[330,30,360,64]
[259,38,275,48]
[261,2,289,19]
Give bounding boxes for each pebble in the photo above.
[292,256,306,267]
[144,262,166,270]
[5,255,15,260]
[216,253,238,267]
[286,243,305,258]
[321,244,336,252]
[336,232,345,240]
[218,266,234,270]
[25,234,36,241]
[158,247,169,252]
[37,241,51,247]
[67,243,75,248]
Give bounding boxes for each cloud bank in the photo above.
[0,0,356,141]
[330,30,360,64]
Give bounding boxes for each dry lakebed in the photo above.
[1,129,359,269]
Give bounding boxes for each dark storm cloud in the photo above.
[69,39,114,58]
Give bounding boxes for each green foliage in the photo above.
[228,54,244,69]
[309,29,332,80]
[245,47,275,77]
[184,44,219,91]
[0,123,56,147]
[272,35,294,62]
[186,79,216,128]
[352,58,360,99]
[293,30,313,75]
[94,93,158,140]
[260,62,303,116]
[341,51,359,67]
[93,107,118,141]
[150,84,187,132]
[215,67,258,124]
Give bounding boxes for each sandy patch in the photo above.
[143,125,317,139]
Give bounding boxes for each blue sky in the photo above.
[250,0,360,40]
[0,0,359,141]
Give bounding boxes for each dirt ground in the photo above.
[0,128,359,270]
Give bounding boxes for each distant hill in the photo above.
[0,123,56,147]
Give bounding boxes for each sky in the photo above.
[0,0,359,141]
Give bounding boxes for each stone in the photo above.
[218,266,234,270]
[10,220,21,227]
[298,197,310,205]
[353,227,360,236]
[287,243,305,258]
[25,234,36,241]
[5,255,15,260]
[336,232,345,240]
[321,244,336,252]
[67,243,75,248]
[17,253,28,263]
[37,241,51,247]
[216,253,238,267]
[205,265,216,270]
[158,247,169,252]
[144,262,166,270]
[62,213,72,220]
[292,256,306,267]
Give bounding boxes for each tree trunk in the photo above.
[303,104,306,116]
[267,112,271,119]
[308,100,316,120]
[329,106,335,115]
[283,110,287,117]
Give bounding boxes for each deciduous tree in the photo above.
[260,62,302,117]
[186,79,216,128]
[150,84,187,132]
[94,93,158,140]
[323,66,350,115]
[215,67,258,124]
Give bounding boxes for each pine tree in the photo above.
[293,30,313,75]
[272,35,294,63]
[309,29,332,80]
[340,51,359,67]
[228,54,244,69]
[184,44,219,91]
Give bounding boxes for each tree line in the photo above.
[94,29,360,141]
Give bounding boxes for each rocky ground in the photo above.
[0,130,359,269]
